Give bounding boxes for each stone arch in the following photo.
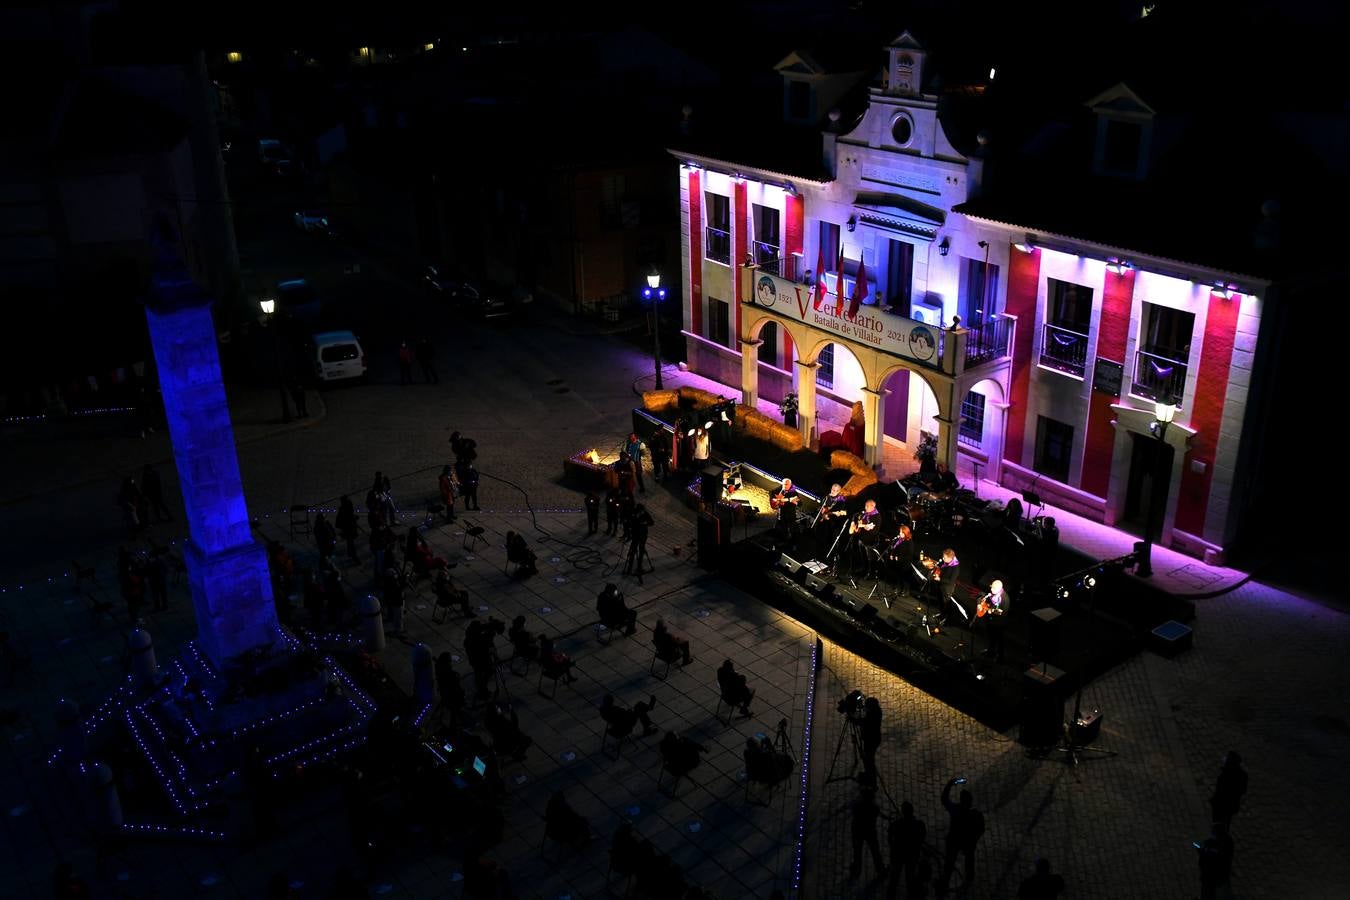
[959,376,1007,483]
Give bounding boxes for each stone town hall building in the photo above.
[669,31,1279,565]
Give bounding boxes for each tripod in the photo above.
[824,712,866,785]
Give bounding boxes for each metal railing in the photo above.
[964,315,1013,368]
[1040,323,1090,377]
[1131,349,1188,406]
[705,227,730,264]
[754,254,801,282]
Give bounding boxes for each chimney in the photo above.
[966,130,990,200]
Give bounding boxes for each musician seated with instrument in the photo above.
[771,478,800,533]
[934,462,960,496]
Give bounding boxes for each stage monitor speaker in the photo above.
[701,465,724,505]
[778,553,803,576]
[697,513,721,569]
[856,603,879,624]
[1019,664,1067,747]
[805,573,830,594]
[1028,607,1062,662]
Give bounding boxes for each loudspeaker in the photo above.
[1018,664,1067,747]
[700,466,724,505]
[805,573,830,594]
[778,553,803,575]
[855,603,879,624]
[697,513,721,569]
[1028,607,1062,662]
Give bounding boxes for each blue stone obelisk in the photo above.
[144,231,279,668]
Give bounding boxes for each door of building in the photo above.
[1123,433,1174,539]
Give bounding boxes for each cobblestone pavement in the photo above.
[2,316,1346,898]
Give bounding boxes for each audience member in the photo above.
[717,659,755,717]
[597,583,637,635]
[1017,857,1065,900]
[1211,751,1248,826]
[888,800,926,899]
[545,790,592,848]
[1197,822,1234,900]
[601,693,659,738]
[744,736,792,785]
[484,701,532,760]
[435,652,465,726]
[850,785,886,879]
[653,618,692,665]
[659,730,707,778]
[505,531,537,575]
[938,777,985,894]
[538,635,576,684]
[508,615,539,665]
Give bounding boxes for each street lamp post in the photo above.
[644,270,668,389]
[1135,401,1177,578]
[259,298,290,424]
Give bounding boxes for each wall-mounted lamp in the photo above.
[846,215,857,233]
[1212,281,1234,299]
[1013,235,1036,253]
[938,236,950,257]
[1108,258,1133,275]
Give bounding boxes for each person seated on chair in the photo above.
[545,790,591,847]
[610,822,646,881]
[505,531,537,575]
[508,615,539,665]
[597,583,637,636]
[434,568,472,617]
[1003,496,1024,531]
[538,635,576,683]
[406,528,448,575]
[601,693,659,738]
[744,735,793,785]
[653,617,692,665]
[659,730,707,777]
[484,700,532,760]
[716,659,755,717]
[934,462,960,496]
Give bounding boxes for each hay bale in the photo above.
[643,389,679,415]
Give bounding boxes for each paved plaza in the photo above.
[2,319,1347,899]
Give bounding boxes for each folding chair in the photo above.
[288,505,311,539]
[601,719,635,759]
[538,665,564,699]
[650,645,681,680]
[714,689,739,726]
[462,522,488,551]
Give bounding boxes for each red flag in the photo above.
[835,237,847,316]
[813,243,826,309]
[848,255,868,319]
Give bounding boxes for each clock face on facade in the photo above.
[892,115,913,146]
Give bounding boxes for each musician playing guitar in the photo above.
[976,579,1011,661]
[770,477,800,534]
[819,483,849,523]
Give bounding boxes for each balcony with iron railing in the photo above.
[1040,323,1090,378]
[964,315,1013,369]
[705,226,730,264]
[1131,349,1188,406]
[753,252,801,282]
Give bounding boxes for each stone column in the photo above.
[934,379,961,469]
[795,359,819,447]
[144,234,278,670]
[861,387,887,470]
[740,338,762,408]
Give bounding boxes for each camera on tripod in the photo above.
[837,689,866,720]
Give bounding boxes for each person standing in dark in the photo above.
[289,384,308,418]
[449,431,478,464]
[416,337,439,384]
[584,491,600,534]
[888,800,926,900]
[397,341,413,385]
[938,777,984,895]
[146,552,169,612]
[604,488,622,536]
[1210,751,1248,826]
[141,464,172,522]
[1196,823,1233,900]
[624,504,654,581]
[1017,857,1065,900]
[314,512,336,563]
[455,459,480,511]
[435,652,465,728]
[336,495,359,561]
[860,697,882,785]
[649,430,670,483]
[624,432,646,493]
[850,785,886,879]
[438,466,457,523]
[381,563,405,636]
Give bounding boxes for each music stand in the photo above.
[1023,490,1045,518]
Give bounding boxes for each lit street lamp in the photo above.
[259,297,290,424]
[1135,400,1177,578]
[644,270,668,389]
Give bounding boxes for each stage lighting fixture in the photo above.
[1084,575,1097,589]
[1057,585,1071,601]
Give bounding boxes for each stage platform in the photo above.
[724,530,1157,733]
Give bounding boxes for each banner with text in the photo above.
[742,268,947,371]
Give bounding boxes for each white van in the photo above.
[312,331,367,383]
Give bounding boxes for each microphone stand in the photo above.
[823,517,851,573]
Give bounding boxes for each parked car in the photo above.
[310,330,367,383]
[423,266,510,320]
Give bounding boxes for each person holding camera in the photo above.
[938,776,984,895]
